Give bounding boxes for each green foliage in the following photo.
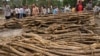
[28,0,35,5]
[52,0,61,7]
[0,0,99,8]
[63,0,77,7]
[93,0,100,6]
[38,0,47,6]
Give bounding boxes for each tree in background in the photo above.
[63,0,77,7]
[0,0,99,8]
[0,0,2,7]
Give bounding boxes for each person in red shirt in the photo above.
[76,1,84,12]
[78,3,83,12]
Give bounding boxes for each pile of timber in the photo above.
[0,13,100,56]
[0,33,100,56]
[0,13,96,33]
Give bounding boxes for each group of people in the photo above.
[75,1,100,16]
[2,1,100,20]
[14,6,31,19]
[3,2,28,19]
[3,2,59,20]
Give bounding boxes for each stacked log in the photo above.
[0,33,100,56]
[0,13,99,56]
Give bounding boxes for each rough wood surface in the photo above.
[0,13,99,56]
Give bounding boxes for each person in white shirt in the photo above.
[93,4,100,17]
[19,7,24,18]
[64,4,71,13]
[11,8,14,18]
[47,7,50,14]
[3,2,11,20]
[15,7,19,18]
[25,6,31,16]
[41,6,47,15]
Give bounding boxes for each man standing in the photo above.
[53,6,59,15]
[64,4,71,13]
[32,4,39,16]
[19,6,24,18]
[76,0,84,12]
[15,7,19,18]
[3,1,11,20]
[86,1,93,11]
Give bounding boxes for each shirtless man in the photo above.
[32,4,39,16]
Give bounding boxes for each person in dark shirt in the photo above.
[86,1,93,11]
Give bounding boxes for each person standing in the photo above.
[47,7,50,14]
[64,4,71,13]
[86,1,93,11]
[76,1,84,12]
[25,6,31,16]
[41,6,47,15]
[15,7,19,18]
[32,4,39,16]
[71,7,76,13]
[11,7,14,18]
[53,6,59,15]
[19,6,24,18]
[93,4,100,17]
[40,6,44,15]
[3,1,11,20]
[23,6,27,17]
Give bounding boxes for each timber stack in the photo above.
[0,13,100,56]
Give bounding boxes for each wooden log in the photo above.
[12,46,33,54]
[0,49,19,56]
[0,45,26,56]
[22,33,49,45]
[54,28,79,34]
[9,42,59,56]
[22,39,83,50]
[52,34,100,40]
[9,42,84,56]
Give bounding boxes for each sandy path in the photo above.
[0,29,23,38]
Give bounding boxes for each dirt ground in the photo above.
[0,29,23,38]
[0,15,5,19]
[0,15,23,38]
